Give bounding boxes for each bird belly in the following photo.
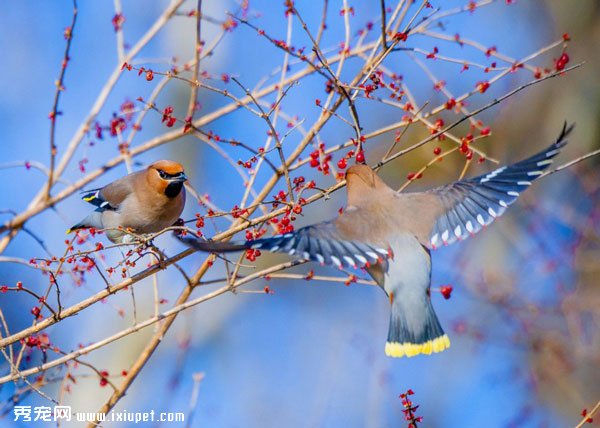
[383,234,432,332]
[114,192,184,234]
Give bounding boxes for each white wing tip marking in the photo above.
[507,191,519,197]
[454,225,462,238]
[465,221,474,233]
[343,256,356,267]
[366,251,378,260]
[355,254,367,264]
[330,255,342,268]
[476,214,486,226]
[441,230,450,243]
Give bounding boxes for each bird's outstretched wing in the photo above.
[179,213,390,270]
[414,122,574,249]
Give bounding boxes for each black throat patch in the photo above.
[164,181,183,198]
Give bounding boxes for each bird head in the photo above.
[345,164,391,206]
[346,164,379,188]
[148,160,187,197]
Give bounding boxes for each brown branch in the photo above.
[574,400,599,428]
[186,0,202,120]
[46,0,78,200]
[293,6,364,157]
[231,77,295,202]
[542,148,600,177]
[374,62,584,169]
[380,0,388,50]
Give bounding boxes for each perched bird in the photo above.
[179,123,573,358]
[68,160,187,243]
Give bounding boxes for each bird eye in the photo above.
[157,169,168,179]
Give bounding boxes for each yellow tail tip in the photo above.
[66,229,73,234]
[385,335,451,358]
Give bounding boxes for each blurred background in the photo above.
[0,0,599,427]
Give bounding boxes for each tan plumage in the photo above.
[69,160,187,243]
[179,123,574,358]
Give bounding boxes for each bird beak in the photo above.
[173,172,187,183]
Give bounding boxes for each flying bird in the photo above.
[179,123,573,357]
[68,160,187,243]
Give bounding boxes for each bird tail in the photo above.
[385,297,450,358]
[66,212,103,235]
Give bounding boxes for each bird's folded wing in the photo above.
[180,216,390,270]
[402,122,574,249]
[80,173,138,211]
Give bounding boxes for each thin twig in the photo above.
[46,0,78,200]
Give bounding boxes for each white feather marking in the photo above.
[283,233,294,238]
[545,149,559,157]
[488,207,497,218]
[315,253,325,264]
[430,233,439,246]
[330,256,342,267]
[454,225,462,238]
[355,254,367,264]
[517,181,531,186]
[288,248,296,255]
[302,252,310,260]
[537,159,553,166]
[441,230,449,242]
[499,200,508,207]
[480,166,506,183]
[251,243,263,249]
[269,245,279,252]
[477,214,486,225]
[527,171,543,176]
[375,248,389,255]
[343,256,356,267]
[507,191,519,197]
[366,251,379,260]
[466,221,474,233]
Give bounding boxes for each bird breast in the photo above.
[106,189,185,234]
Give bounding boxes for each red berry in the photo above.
[440,286,453,299]
[433,147,441,155]
[476,81,490,93]
[356,151,365,163]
